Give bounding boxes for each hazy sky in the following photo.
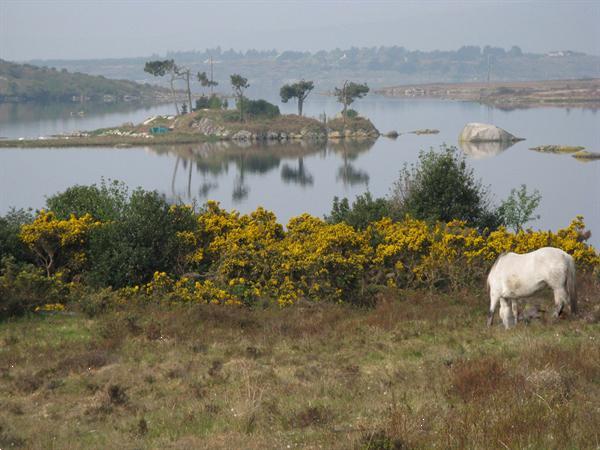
[1,0,599,61]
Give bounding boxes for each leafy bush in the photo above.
[345,108,359,118]
[0,258,68,318]
[498,184,542,231]
[222,109,241,122]
[87,190,197,288]
[390,146,501,230]
[0,208,33,263]
[46,179,128,221]
[194,94,226,111]
[240,98,281,119]
[19,210,100,277]
[326,192,392,230]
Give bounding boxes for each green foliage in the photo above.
[0,59,167,102]
[144,59,175,77]
[334,81,369,115]
[197,71,218,89]
[222,109,241,122]
[390,146,500,229]
[230,74,250,121]
[230,74,249,92]
[345,109,359,118]
[326,193,391,230]
[0,257,67,318]
[0,208,33,263]
[241,98,281,119]
[498,184,542,232]
[45,179,128,221]
[194,94,226,111]
[280,80,314,115]
[87,190,197,288]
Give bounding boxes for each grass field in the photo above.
[1,278,599,449]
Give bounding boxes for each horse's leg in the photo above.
[511,300,519,325]
[552,286,568,318]
[499,297,514,329]
[487,293,501,327]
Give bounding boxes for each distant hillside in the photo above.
[29,45,600,95]
[0,59,171,103]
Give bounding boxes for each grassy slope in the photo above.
[1,280,599,449]
[0,59,169,102]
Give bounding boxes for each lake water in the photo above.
[1,98,599,246]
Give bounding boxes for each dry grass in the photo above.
[0,278,599,449]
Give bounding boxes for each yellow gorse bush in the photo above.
[18,203,599,307]
[19,210,101,276]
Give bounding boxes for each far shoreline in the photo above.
[375,78,600,109]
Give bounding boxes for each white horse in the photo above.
[487,247,577,328]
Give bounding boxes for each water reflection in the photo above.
[152,139,375,202]
[281,158,314,186]
[459,140,516,159]
[329,139,375,186]
[0,101,167,139]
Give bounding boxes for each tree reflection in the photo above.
[329,139,375,187]
[154,139,328,203]
[281,157,313,186]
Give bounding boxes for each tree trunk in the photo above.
[342,80,348,124]
[298,98,303,116]
[239,95,244,122]
[185,70,193,113]
[170,71,180,115]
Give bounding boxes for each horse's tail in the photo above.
[566,257,577,314]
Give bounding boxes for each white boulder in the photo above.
[459,122,523,142]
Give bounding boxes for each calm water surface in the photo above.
[1,98,599,246]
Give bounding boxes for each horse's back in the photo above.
[487,247,573,296]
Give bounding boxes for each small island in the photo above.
[0,72,379,148]
[0,110,379,148]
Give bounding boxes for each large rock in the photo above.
[459,122,523,143]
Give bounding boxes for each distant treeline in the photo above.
[29,45,600,92]
[0,59,170,103]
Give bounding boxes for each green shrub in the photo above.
[345,108,359,118]
[0,208,33,263]
[222,109,241,122]
[390,146,501,230]
[194,94,226,111]
[326,192,392,230]
[240,98,280,119]
[0,257,67,318]
[87,189,197,288]
[46,179,128,221]
[77,287,122,318]
[498,184,542,231]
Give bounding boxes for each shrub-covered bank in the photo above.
[1,182,598,318]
